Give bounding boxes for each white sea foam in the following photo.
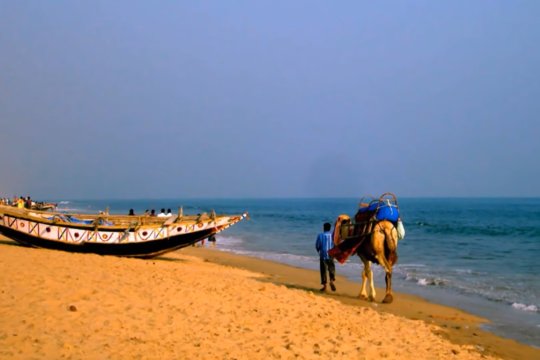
[216,235,244,246]
[416,277,445,286]
[56,207,85,212]
[511,303,539,313]
[249,250,312,265]
[399,263,428,269]
[270,252,313,264]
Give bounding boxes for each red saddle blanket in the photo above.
[329,235,367,264]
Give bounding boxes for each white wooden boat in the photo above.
[0,205,247,258]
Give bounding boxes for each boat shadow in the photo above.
[0,238,30,248]
[152,255,188,263]
[0,239,189,263]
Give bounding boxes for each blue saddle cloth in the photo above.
[66,216,94,224]
[47,215,112,226]
[357,201,399,222]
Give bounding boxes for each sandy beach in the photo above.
[0,235,538,359]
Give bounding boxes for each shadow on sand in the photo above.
[0,238,30,248]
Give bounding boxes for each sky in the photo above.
[1,1,539,199]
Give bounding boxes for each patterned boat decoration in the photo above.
[0,205,247,258]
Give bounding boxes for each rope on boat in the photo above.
[119,221,139,243]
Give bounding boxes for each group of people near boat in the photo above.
[0,195,33,209]
[127,208,174,217]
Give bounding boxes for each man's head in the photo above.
[323,222,331,232]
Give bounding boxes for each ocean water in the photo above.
[54,197,540,347]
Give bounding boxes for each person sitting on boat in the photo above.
[150,209,156,216]
[166,209,173,217]
[157,209,167,217]
[17,197,25,209]
[128,209,135,216]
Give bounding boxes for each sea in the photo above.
[53,197,540,347]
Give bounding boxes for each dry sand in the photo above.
[0,235,538,359]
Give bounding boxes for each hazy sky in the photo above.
[1,1,539,199]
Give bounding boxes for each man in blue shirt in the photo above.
[315,222,336,292]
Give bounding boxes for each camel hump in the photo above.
[333,214,351,246]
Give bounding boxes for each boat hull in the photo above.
[0,205,246,258]
[0,226,214,258]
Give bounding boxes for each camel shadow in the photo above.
[254,277,349,298]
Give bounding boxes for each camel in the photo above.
[356,220,399,303]
[331,216,401,304]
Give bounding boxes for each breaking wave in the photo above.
[511,303,539,313]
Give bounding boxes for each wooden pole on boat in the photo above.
[178,206,183,220]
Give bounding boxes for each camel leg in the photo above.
[372,227,392,273]
[374,249,395,304]
[382,271,393,304]
[367,262,376,302]
[359,259,368,300]
[372,223,396,304]
[359,258,376,302]
[375,254,392,273]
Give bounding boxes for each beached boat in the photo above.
[0,205,247,258]
[31,202,57,211]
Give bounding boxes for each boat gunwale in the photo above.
[0,205,243,232]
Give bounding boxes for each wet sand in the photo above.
[0,235,538,359]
